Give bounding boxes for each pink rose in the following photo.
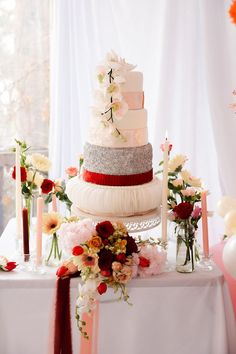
[65,166,78,177]
[192,206,202,219]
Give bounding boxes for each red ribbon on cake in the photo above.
[122,91,144,109]
[83,169,153,186]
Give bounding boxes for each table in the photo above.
[0,219,236,354]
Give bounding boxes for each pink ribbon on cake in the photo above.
[122,91,144,109]
[83,169,153,186]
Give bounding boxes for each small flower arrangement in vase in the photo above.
[11,140,54,230]
[42,212,63,266]
[167,154,203,273]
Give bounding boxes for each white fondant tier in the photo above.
[117,109,147,129]
[88,109,148,148]
[121,71,143,92]
[88,126,148,147]
[66,176,162,217]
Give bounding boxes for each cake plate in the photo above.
[71,205,161,233]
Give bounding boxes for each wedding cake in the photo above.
[66,52,161,217]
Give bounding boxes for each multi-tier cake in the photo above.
[66,51,161,218]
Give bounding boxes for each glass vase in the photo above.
[44,233,62,267]
[176,221,195,273]
[23,195,35,238]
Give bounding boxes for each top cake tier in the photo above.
[88,64,148,148]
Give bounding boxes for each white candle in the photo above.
[36,189,44,265]
[161,136,169,244]
[201,190,209,258]
[15,144,22,239]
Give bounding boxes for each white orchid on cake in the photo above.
[93,51,136,141]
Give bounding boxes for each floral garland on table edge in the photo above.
[93,51,135,141]
[56,218,166,338]
[0,256,17,272]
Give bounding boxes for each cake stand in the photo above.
[71,205,161,233]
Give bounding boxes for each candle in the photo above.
[15,144,22,239]
[52,192,57,212]
[161,135,169,244]
[201,190,209,258]
[22,207,30,261]
[36,190,44,266]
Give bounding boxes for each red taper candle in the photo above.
[22,207,30,261]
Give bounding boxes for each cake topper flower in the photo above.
[93,51,135,141]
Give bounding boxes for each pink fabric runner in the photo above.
[79,300,99,354]
[52,277,99,354]
[211,242,236,316]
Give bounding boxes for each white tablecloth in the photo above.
[0,219,236,354]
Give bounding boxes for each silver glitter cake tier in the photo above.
[83,142,153,175]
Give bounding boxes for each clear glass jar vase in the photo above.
[44,233,62,267]
[176,221,195,273]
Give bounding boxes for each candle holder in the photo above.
[16,253,32,272]
[197,254,214,271]
[28,255,46,275]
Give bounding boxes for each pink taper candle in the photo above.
[161,135,169,244]
[201,190,209,258]
[52,193,57,212]
[36,189,44,265]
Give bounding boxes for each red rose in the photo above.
[5,262,17,271]
[102,239,109,246]
[116,253,126,264]
[72,246,84,256]
[98,249,113,270]
[41,179,55,194]
[139,256,150,268]
[12,166,27,182]
[97,282,107,295]
[173,202,193,220]
[56,265,68,277]
[96,221,114,238]
[125,235,138,255]
[101,270,111,277]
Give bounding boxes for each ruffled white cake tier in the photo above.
[66,176,162,217]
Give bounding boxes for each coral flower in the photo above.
[229,0,236,25]
[42,212,63,234]
[81,254,96,267]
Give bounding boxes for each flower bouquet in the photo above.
[57,218,166,338]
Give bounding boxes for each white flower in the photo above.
[76,280,98,314]
[109,99,128,120]
[54,178,63,192]
[27,170,44,187]
[168,155,187,172]
[181,170,202,188]
[30,153,51,172]
[172,178,183,187]
[137,246,166,277]
[0,256,7,267]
